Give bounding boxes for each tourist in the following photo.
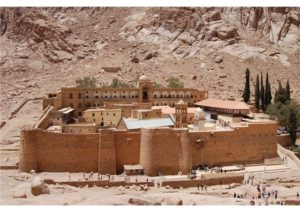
[234,192,236,198]
[146,178,148,182]
[197,184,199,190]
[201,184,204,191]
[135,177,138,183]
[257,185,261,192]
[297,192,299,198]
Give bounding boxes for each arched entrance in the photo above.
[143,87,148,101]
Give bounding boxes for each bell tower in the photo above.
[193,107,206,131]
[175,99,188,128]
[138,75,153,103]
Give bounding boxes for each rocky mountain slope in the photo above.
[0,7,299,123]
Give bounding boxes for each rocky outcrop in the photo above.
[1,9,94,63]
[160,197,183,205]
[120,8,299,66]
[128,198,160,205]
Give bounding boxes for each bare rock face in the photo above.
[161,197,183,205]
[1,9,93,63]
[120,7,299,65]
[31,177,50,196]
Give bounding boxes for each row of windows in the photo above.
[153,94,195,98]
[69,93,138,99]
[69,93,202,99]
[91,113,116,117]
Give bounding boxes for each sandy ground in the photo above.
[1,161,299,206]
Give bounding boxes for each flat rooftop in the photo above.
[122,117,174,130]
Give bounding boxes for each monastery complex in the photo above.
[19,75,287,176]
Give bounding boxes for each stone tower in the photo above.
[193,107,206,131]
[175,99,188,128]
[138,75,153,103]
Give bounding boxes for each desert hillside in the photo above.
[0,7,299,122]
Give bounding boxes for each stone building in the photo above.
[83,108,122,127]
[43,75,208,117]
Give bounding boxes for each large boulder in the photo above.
[31,177,50,196]
[217,26,237,40]
[144,50,158,60]
[161,197,183,205]
[128,198,160,205]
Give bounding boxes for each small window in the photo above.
[78,112,82,116]
[113,113,115,116]
[78,93,82,99]
[69,93,73,99]
[92,113,95,117]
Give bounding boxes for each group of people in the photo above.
[233,192,246,199]
[197,184,208,191]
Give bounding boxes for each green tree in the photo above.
[109,78,133,88]
[286,79,291,101]
[255,74,260,111]
[167,77,184,88]
[153,82,163,88]
[260,72,265,111]
[75,76,97,88]
[242,68,250,103]
[274,81,288,105]
[264,72,272,109]
[288,106,298,146]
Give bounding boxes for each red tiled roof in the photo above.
[195,99,250,110]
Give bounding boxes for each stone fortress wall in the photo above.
[19,121,278,176]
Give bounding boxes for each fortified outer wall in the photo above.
[20,122,278,175]
[190,122,278,167]
[114,130,141,174]
[19,129,140,174]
[20,129,100,172]
[139,128,192,176]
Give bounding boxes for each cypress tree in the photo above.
[242,68,250,103]
[265,72,272,109]
[288,107,298,146]
[275,81,288,104]
[286,79,291,101]
[255,74,260,111]
[260,72,265,111]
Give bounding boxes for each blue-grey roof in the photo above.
[123,117,174,130]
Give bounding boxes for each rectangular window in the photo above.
[69,93,73,99]
[78,93,82,99]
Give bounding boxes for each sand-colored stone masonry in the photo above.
[19,122,279,175]
[139,128,192,176]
